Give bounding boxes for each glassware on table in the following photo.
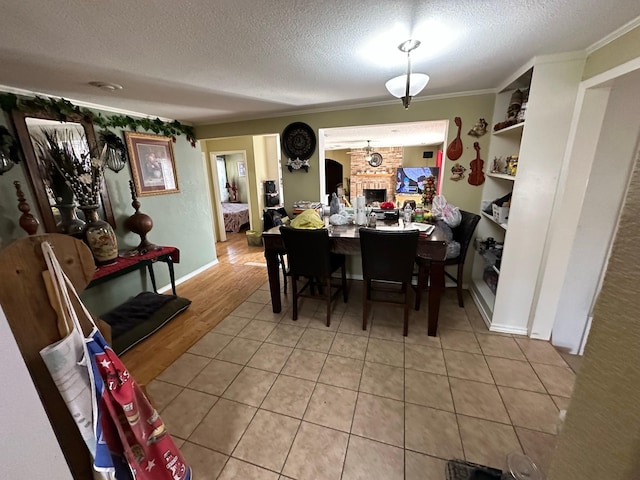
[503,452,542,480]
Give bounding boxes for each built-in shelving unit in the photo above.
[481,211,508,230]
[470,53,586,335]
[486,172,516,181]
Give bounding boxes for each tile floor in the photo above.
[147,281,578,479]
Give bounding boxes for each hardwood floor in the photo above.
[121,231,268,385]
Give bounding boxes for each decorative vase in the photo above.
[79,205,118,265]
[54,204,85,237]
[124,180,159,253]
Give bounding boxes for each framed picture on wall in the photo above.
[237,161,247,177]
[125,132,180,196]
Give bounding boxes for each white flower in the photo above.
[78,173,93,185]
[91,157,103,168]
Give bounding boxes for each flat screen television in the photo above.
[395,167,440,194]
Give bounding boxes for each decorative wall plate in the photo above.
[368,152,383,167]
[282,122,316,160]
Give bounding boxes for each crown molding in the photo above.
[586,15,640,54]
[194,88,496,126]
[0,84,179,123]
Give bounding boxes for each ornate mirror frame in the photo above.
[10,110,115,233]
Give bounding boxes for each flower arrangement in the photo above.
[34,128,108,207]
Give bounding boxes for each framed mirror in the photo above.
[10,110,115,234]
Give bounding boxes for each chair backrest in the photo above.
[263,207,289,231]
[280,226,332,277]
[359,228,419,283]
[451,210,481,262]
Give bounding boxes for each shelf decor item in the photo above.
[13,180,40,235]
[99,130,128,172]
[34,128,118,264]
[124,180,159,253]
[0,125,20,175]
[79,205,118,265]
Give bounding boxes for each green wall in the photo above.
[402,145,439,168]
[0,105,216,316]
[195,93,496,218]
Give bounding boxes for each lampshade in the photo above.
[385,73,430,98]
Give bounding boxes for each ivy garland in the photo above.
[0,93,197,147]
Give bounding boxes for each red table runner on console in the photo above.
[92,246,180,281]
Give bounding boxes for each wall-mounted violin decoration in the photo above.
[468,142,485,186]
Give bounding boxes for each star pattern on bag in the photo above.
[100,359,111,368]
[146,459,155,471]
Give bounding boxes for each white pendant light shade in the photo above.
[385,73,430,98]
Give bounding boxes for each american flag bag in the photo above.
[41,242,192,480]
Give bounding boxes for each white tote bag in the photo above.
[39,242,116,480]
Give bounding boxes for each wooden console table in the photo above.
[87,246,180,295]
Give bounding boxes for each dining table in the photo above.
[262,221,448,336]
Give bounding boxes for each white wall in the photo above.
[0,306,72,479]
[528,61,640,350]
[547,70,640,351]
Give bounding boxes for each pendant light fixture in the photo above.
[385,39,430,109]
[364,140,373,162]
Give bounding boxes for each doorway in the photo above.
[325,158,343,201]
[530,62,640,353]
[319,121,448,205]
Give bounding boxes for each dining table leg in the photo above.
[265,248,282,313]
[428,260,445,336]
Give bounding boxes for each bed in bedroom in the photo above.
[222,202,250,232]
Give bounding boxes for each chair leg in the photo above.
[326,276,332,327]
[456,263,464,308]
[341,262,348,303]
[415,263,427,310]
[292,275,298,320]
[362,281,369,331]
[403,282,410,336]
[280,254,288,295]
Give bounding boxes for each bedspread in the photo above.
[223,202,250,232]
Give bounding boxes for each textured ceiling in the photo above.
[1,1,639,125]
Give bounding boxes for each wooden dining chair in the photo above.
[279,226,348,326]
[415,210,480,309]
[359,228,419,336]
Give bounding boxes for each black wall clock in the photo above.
[282,122,316,160]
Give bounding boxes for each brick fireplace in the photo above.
[350,146,403,203]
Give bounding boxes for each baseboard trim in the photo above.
[469,286,493,330]
[158,259,220,293]
[489,323,528,336]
